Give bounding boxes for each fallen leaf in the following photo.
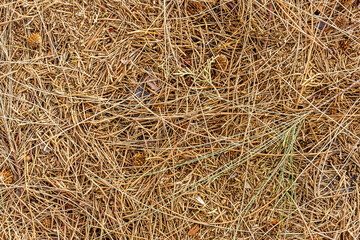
[146,76,159,91]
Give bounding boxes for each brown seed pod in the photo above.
[213,54,228,72]
[0,171,14,184]
[28,33,41,48]
[187,1,203,15]
[132,153,146,166]
[25,155,32,162]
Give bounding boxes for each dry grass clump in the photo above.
[1,0,360,239]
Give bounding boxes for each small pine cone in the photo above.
[213,54,228,71]
[339,37,351,53]
[28,33,41,48]
[132,153,146,166]
[187,1,203,15]
[0,171,14,184]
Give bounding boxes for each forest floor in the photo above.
[0,0,360,239]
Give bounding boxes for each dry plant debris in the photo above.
[131,152,146,166]
[339,0,355,8]
[41,218,52,229]
[188,224,200,236]
[27,32,41,48]
[1,0,360,239]
[24,155,32,162]
[339,37,352,54]
[187,1,203,15]
[0,171,13,184]
[213,54,228,72]
[334,15,350,30]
